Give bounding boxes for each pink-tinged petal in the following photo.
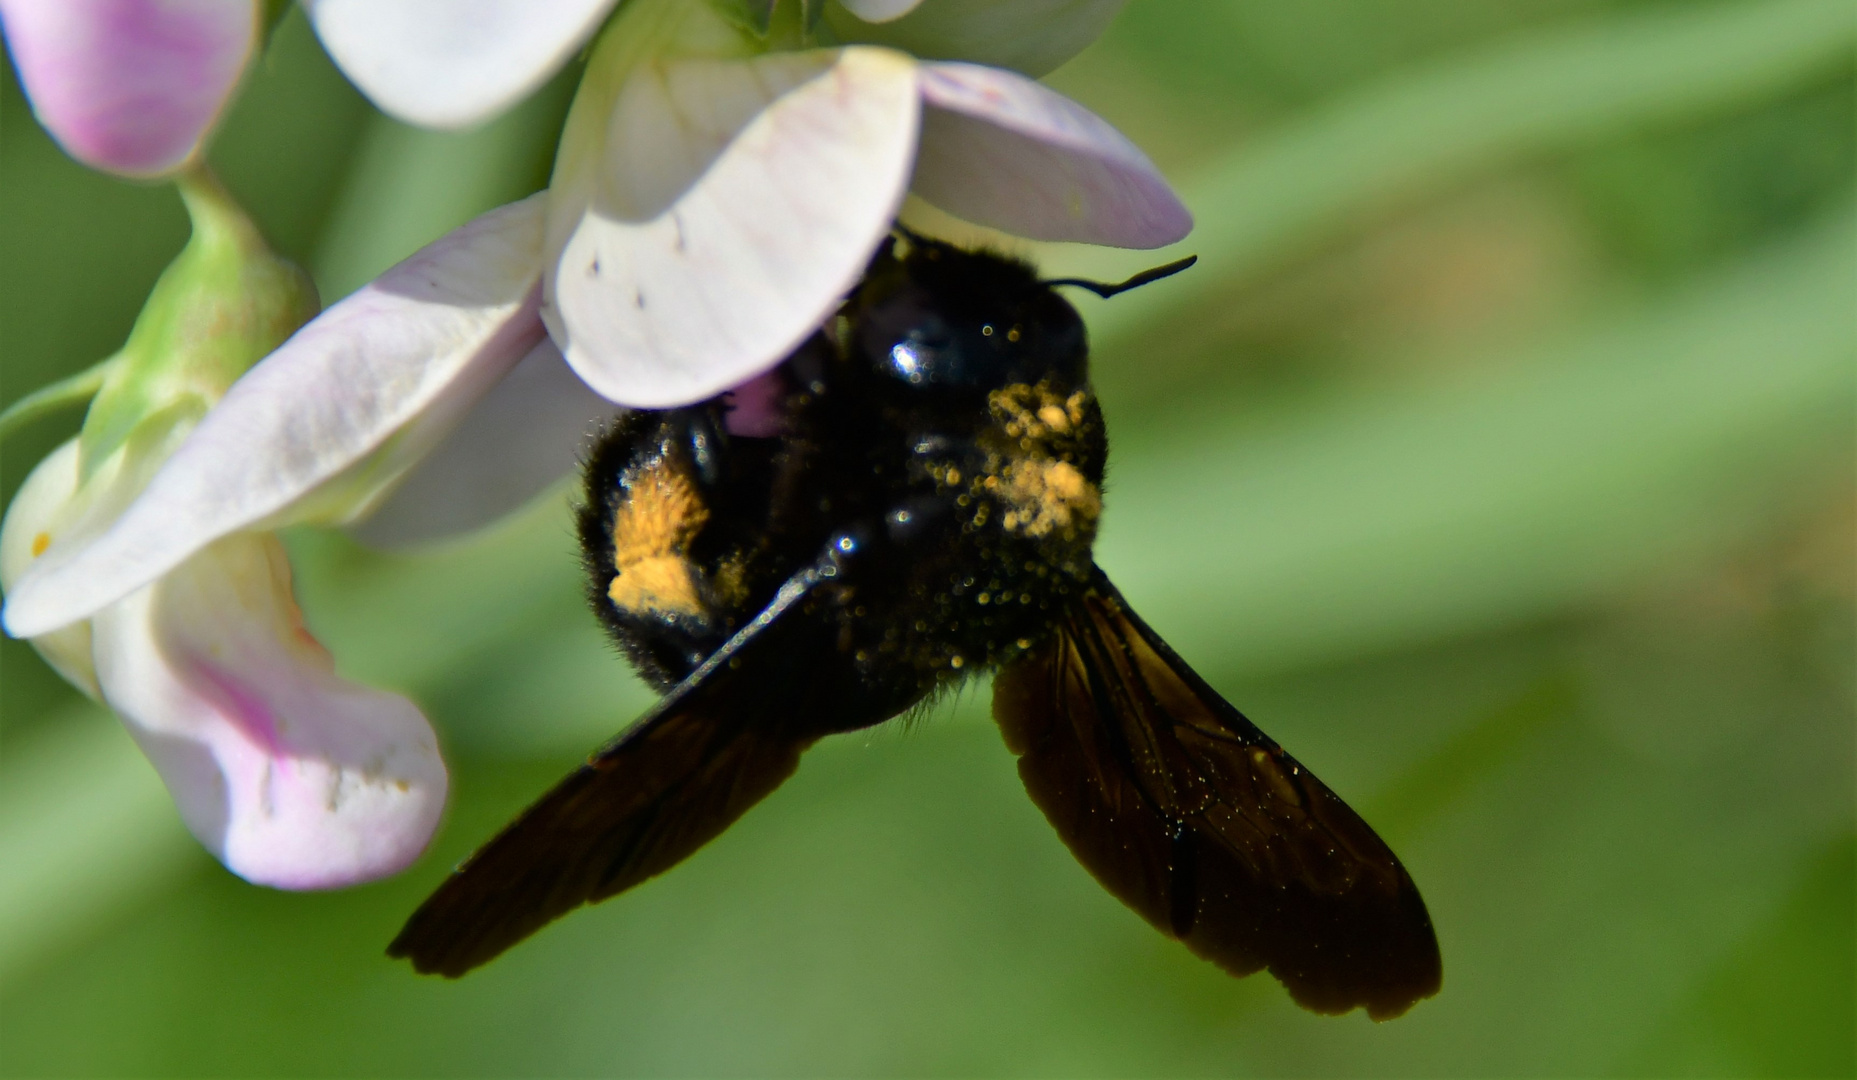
[91,533,445,889]
[546,47,920,408]
[912,61,1190,248]
[721,369,786,438]
[0,0,257,176]
[826,0,1123,77]
[836,0,925,22]
[0,441,99,698]
[3,196,549,640]
[305,0,615,129]
[350,339,619,548]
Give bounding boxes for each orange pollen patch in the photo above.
[607,457,709,618]
[999,459,1100,538]
[30,532,51,557]
[609,555,704,618]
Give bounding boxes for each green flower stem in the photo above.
[77,165,318,480]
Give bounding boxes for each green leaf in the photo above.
[0,706,199,985]
[1051,0,1857,355]
[1094,203,1855,678]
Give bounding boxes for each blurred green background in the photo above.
[2,1,1851,1075]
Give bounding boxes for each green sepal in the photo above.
[76,169,318,482]
[0,355,122,442]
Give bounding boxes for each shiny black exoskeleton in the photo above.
[578,233,1107,725]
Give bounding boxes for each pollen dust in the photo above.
[608,457,708,618]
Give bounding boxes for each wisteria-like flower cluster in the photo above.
[0,0,1189,889]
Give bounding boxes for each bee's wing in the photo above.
[389,563,834,978]
[993,569,1442,1020]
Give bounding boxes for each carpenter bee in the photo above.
[388,232,1443,1020]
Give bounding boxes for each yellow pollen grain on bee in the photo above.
[998,458,1100,538]
[607,456,708,618]
[949,655,965,669]
[30,532,51,557]
[1006,327,1021,343]
[1037,404,1069,432]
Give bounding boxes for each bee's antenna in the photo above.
[1045,255,1198,298]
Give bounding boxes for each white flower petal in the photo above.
[91,533,445,889]
[826,0,1124,77]
[0,441,98,697]
[349,339,619,548]
[546,46,921,407]
[912,61,1190,248]
[2,196,549,640]
[304,0,615,129]
[836,0,925,22]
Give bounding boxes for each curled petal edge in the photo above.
[3,195,550,639]
[911,60,1191,248]
[91,532,446,889]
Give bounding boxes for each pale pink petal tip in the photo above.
[0,0,257,176]
[93,535,447,890]
[913,62,1192,249]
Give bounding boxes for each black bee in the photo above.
[388,232,1443,1020]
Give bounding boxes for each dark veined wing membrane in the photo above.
[993,568,1442,1019]
[389,566,834,978]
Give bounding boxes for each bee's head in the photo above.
[847,234,1089,394]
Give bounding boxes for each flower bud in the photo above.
[4,168,315,699]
